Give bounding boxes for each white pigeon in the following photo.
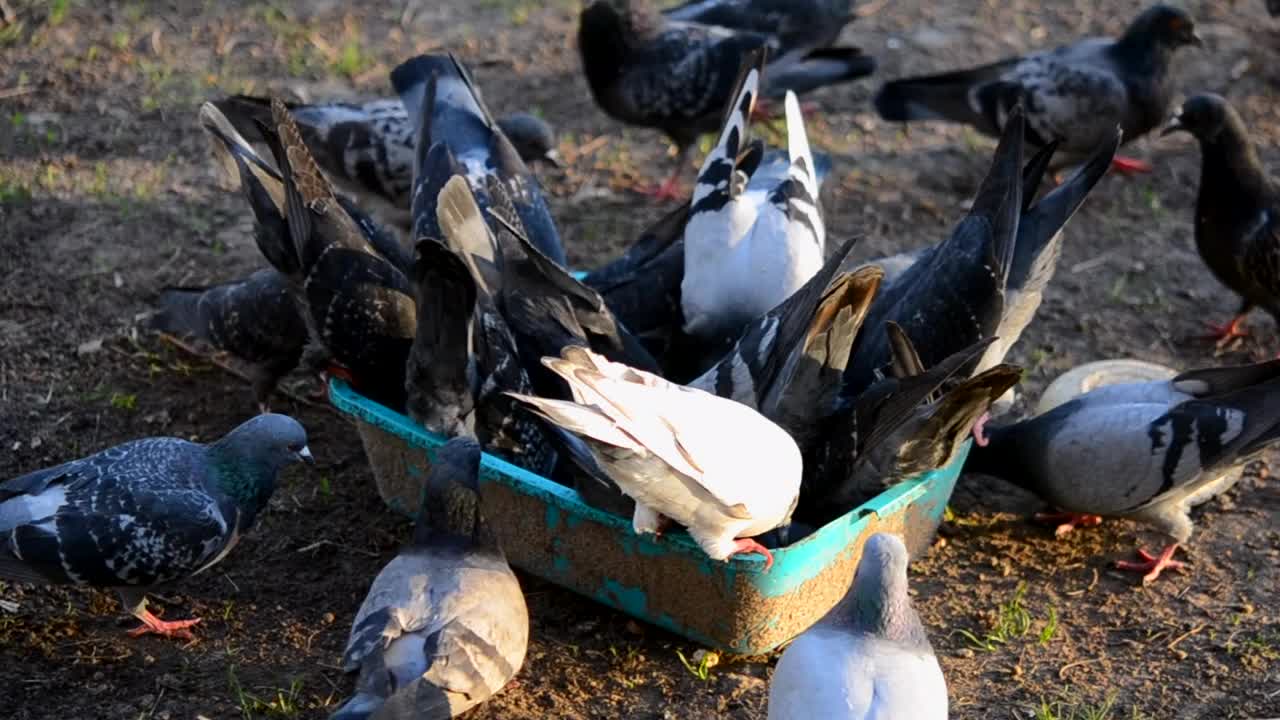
[680,52,826,340]
[768,532,949,720]
[506,347,802,569]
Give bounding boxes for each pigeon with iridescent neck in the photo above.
[0,414,312,640]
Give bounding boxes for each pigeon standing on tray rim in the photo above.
[147,268,306,414]
[964,358,1280,584]
[682,49,827,340]
[767,532,948,720]
[211,94,561,227]
[577,0,874,201]
[507,347,802,570]
[0,414,312,640]
[1162,93,1280,347]
[873,3,1200,174]
[331,437,528,720]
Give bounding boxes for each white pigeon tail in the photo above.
[507,347,801,570]
[681,54,826,341]
[768,533,948,720]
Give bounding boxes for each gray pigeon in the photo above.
[874,4,1199,173]
[965,358,1280,583]
[1162,93,1280,346]
[210,95,561,227]
[0,414,312,639]
[147,268,306,413]
[331,437,528,720]
[767,532,948,720]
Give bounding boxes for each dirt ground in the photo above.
[2,0,1280,718]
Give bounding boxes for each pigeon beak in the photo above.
[296,446,315,465]
[1161,115,1185,137]
[542,148,565,169]
[1188,31,1203,48]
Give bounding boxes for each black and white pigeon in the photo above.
[682,51,827,339]
[688,236,879,453]
[965,358,1280,584]
[508,346,801,570]
[873,3,1200,174]
[393,53,566,267]
[662,0,854,53]
[406,176,557,476]
[845,118,1118,415]
[578,0,874,200]
[211,95,560,227]
[806,331,1021,526]
[147,268,306,413]
[331,437,527,720]
[580,148,834,376]
[1162,93,1280,347]
[767,532,948,720]
[0,414,312,640]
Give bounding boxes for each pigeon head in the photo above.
[841,533,930,646]
[1162,94,1243,145]
[1123,5,1202,51]
[208,414,311,514]
[497,113,562,169]
[412,436,492,547]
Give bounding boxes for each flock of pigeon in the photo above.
[4,1,1280,717]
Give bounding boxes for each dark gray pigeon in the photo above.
[965,358,1280,584]
[211,95,560,227]
[840,107,1027,399]
[331,437,527,720]
[805,332,1021,526]
[874,4,1199,173]
[205,99,419,412]
[577,0,873,200]
[0,414,312,639]
[767,532,948,720]
[147,268,306,413]
[394,53,566,267]
[844,119,1119,403]
[1163,93,1280,346]
[1268,0,1280,18]
[663,0,853,53]
[406,176,557,477]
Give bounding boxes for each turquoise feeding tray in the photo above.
[329,378,967,655]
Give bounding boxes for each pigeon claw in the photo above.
[1114,545,1186,585]
[1033,511,1104,538]
[636,174,685,203]
[129,608,202,641]
[1201,315,1250,347]
[729,538,774,572]
[971,412,992,447]
[1109,155,1153,175]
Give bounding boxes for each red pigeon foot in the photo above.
[1115,545,1186,585]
